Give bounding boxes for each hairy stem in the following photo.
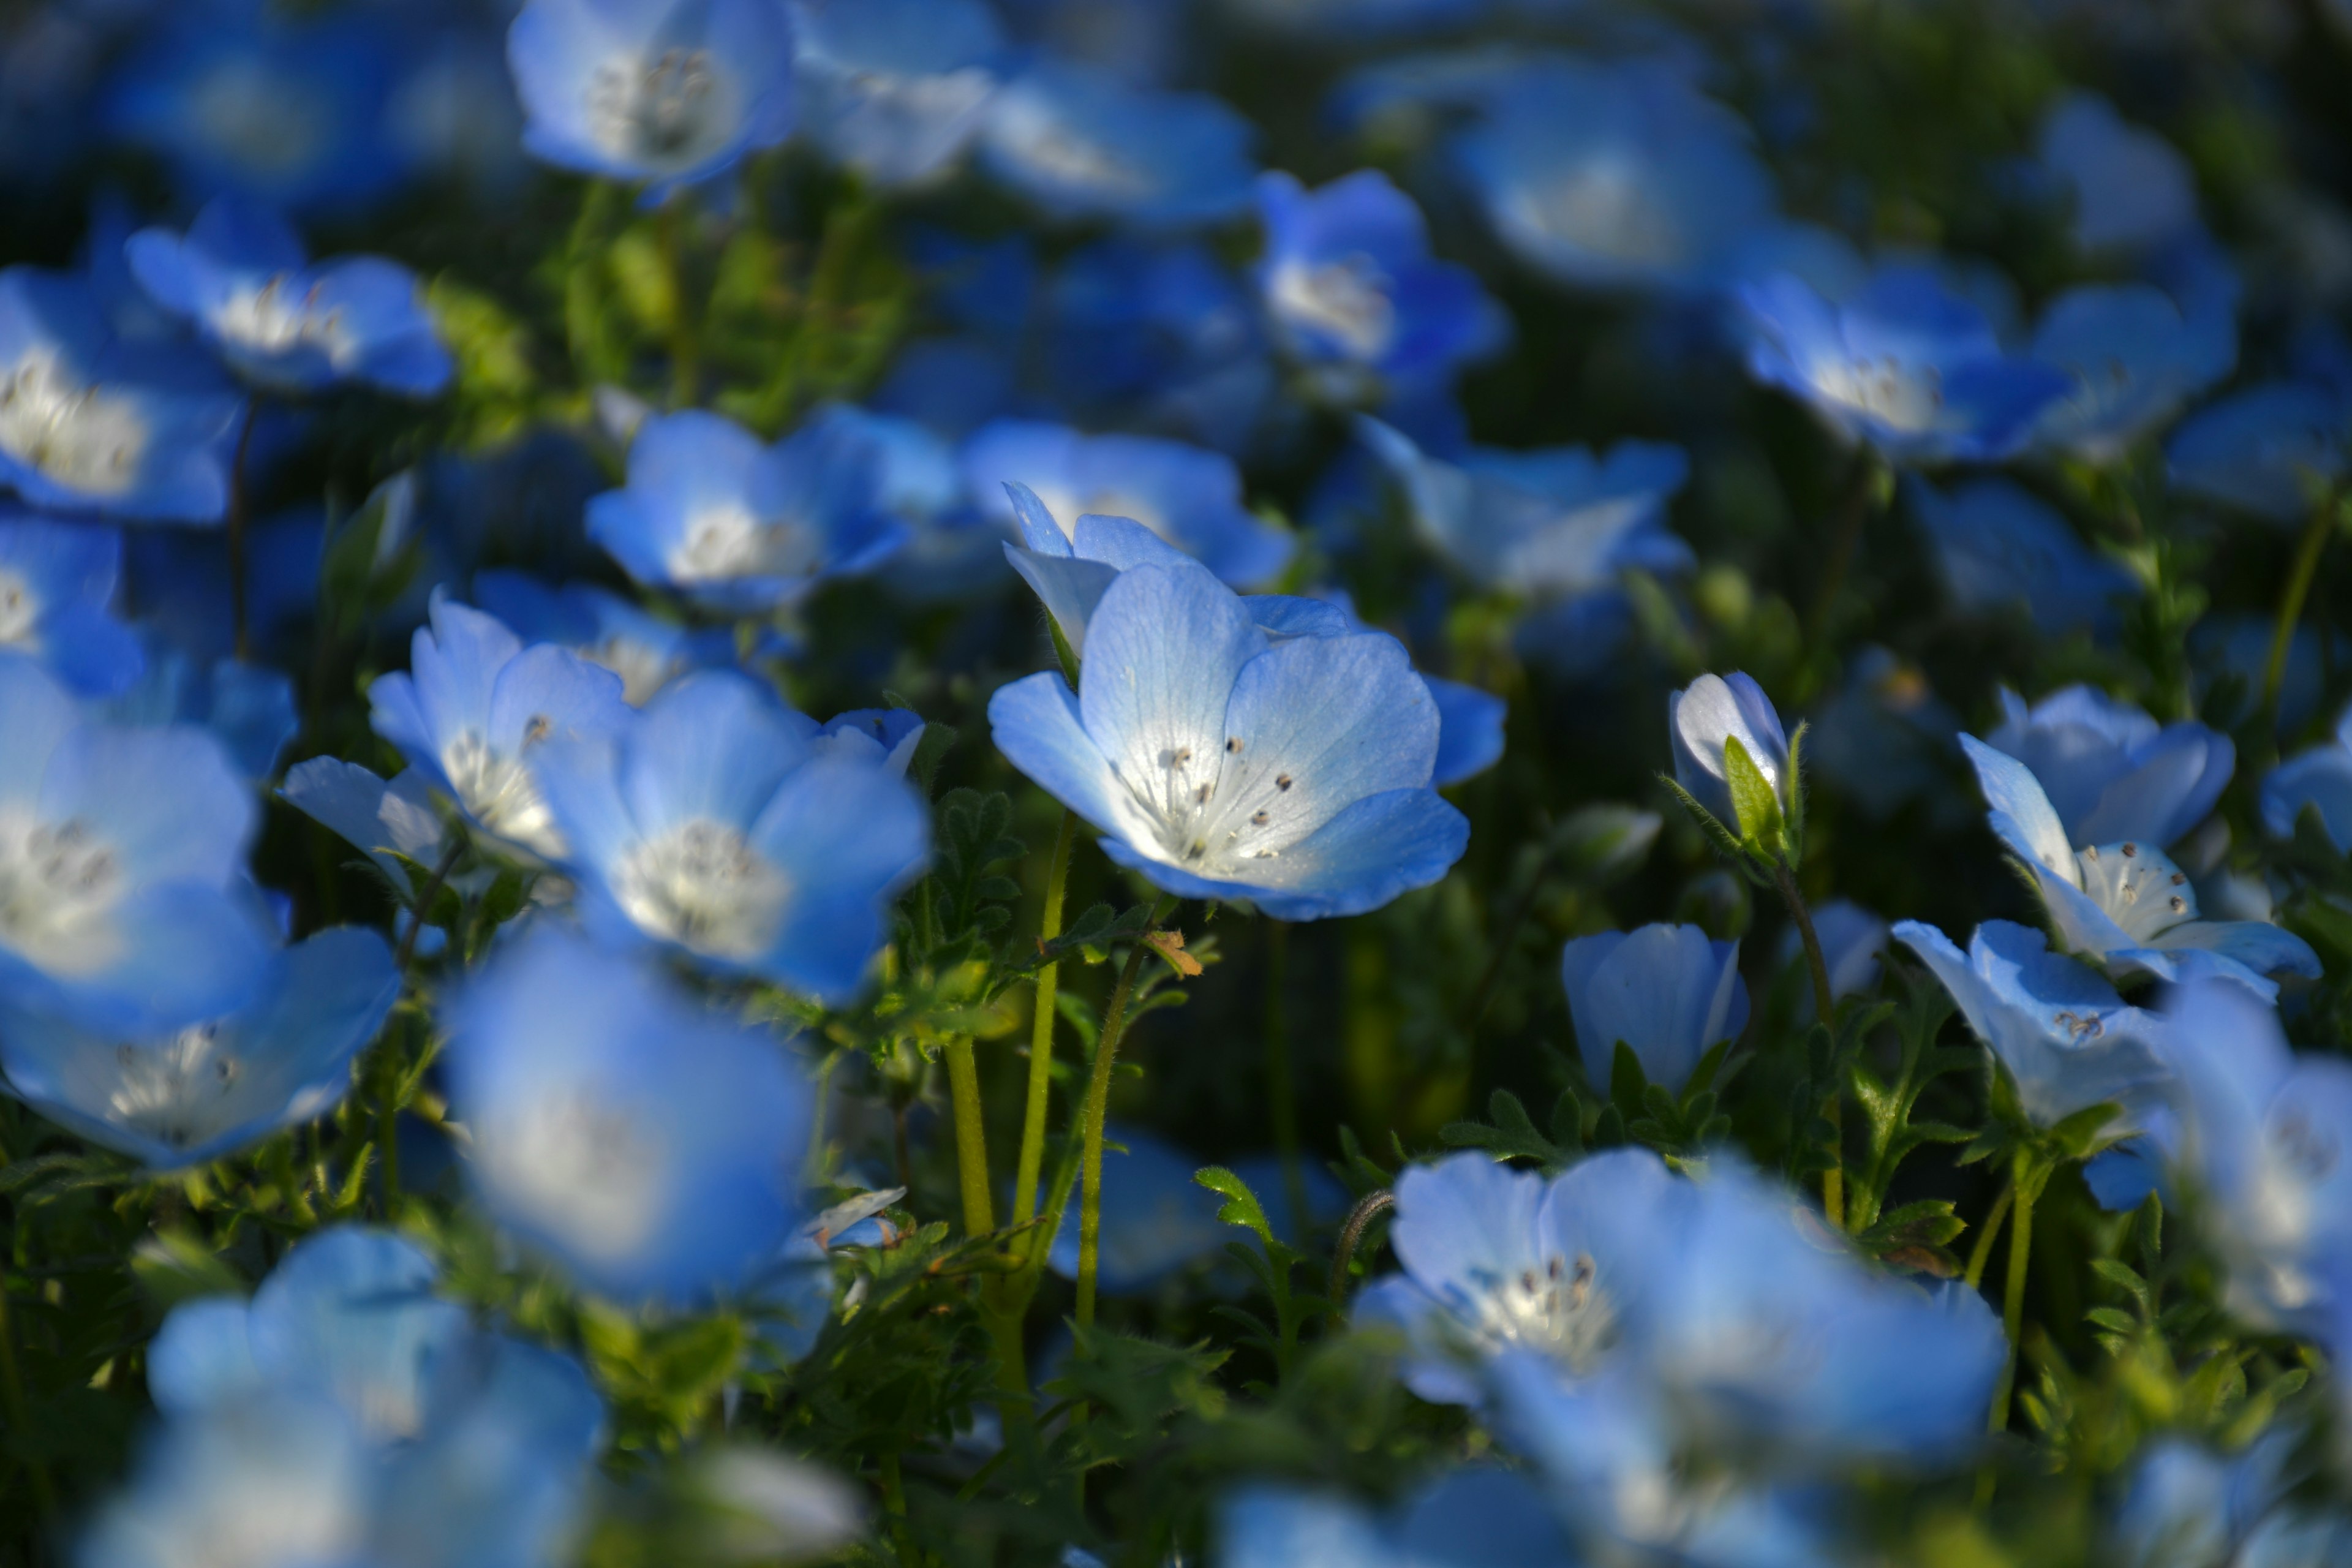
[1775,862,1844,1227]
[393,838,467,973]
[1076,897,1178,1329]
[1012,809,1077,1229]
[1963,1183,2015,1292]
[1328,1188,1395,1304]
[1989,1155,2043,1434]
[941,1037,995,1242]
[2258,496,2337,750]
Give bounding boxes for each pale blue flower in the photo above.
[1959,734,2320,996]
[0,513,142,695]
[2166,381,2350,526]
[2030,281,2235,463]
[1668,671,1789,827]
[1559,924,1747,1090]
[978,60,1256,229]
[1893,918,2168,1128]
[367,594,631,863]
[443,924,815,1304]
[532,669,930,1002]
[988,560,1468,920]
[507,0,798,198]
[2261,702,2352,850]
[473,568,737,706]
[0,654,272,1035]
[1907,477,2139,634]
[2036,93,2202,257]
[587,408,908,613]
[0,927,397,1170]
[104,633,300,783]
[126,198,451,396]
[279,757,448,899]
[1218,1469,1577,1568]
[1982,684,2233,850]
[790,0,1004,186]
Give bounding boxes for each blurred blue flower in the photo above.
[533,670,930,1003]
[965,420,1294,589]
[1804,646,1967,826]
[790,0,1004,186]
[1559,923,1747,1090]
[989,560,1468,919]
[368,594,631,864]
[978,60,1256,228]
[0,513,141,695]
[1668,671,1789,827]
[1893,918,2167,1128]
[443,924,815,1304]
[474,568,736,706]
[1737,264,2070,464]
[1907,477,2138,634]
[1451,59,1779,293]
[2108,1433,2299,1568]
[124,505,322,662]
[1042,238,1273,454]
[104,633,299,783]
[1254,170,1506,409]
[1982,685,2233,851]
[507,0,798,198]
[2036,93,2201,257]
[0,926,396,1170]
[589,409,908,613]
[2262,703,2352,850]
[0,654,271,1035]
[1778,899,1888,1016]
[1958,734,2318,995]
[1046,1125,1345,1294]
[1218,1469,1578,1568]
[816,707,927,775]
[126,198,451,396]
[280,758,448,901]
[2030,281,2234,463]
[2166,381,2350,526]
[0,268,246,523]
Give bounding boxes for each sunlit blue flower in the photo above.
[1668,671,1789,827]
[1907,477,2139,634]
[126,198,451,396]
[1450,59,1779,293]
[978,60,1256,228]
[1893,919,2167,1128]
[105,633,299,783]
[1254,170,1506,409]
[0,513,141,695]
[2166,381,2350,526]
[533,669,930,1002]
[1559,924,1747,1090]
[0,926,395,1170]
[1046,1125,1346,1294]
[965,420,1294,589]
[1958,734,2319,995]
[1218,1469,1578,1568]
[2262,703,2352,850]
[790,0,1004,186]
[443,924,815,1304]
[1982,685,2233,851]
[0,655,271,1035]
[588,409,908,613]
[2036,93,2201,257]
[1737,263,2070,464]
[2030,281,2234,463]
[507,0,798,198]
[473,568,734,707]
[0,269,246,523]
[1042,238,1273,454]
[989,560,1468,919]
[367,594,631,864]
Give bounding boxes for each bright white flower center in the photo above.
[671,503,823,583]
[0,812,124,974]
[104,1024,254,1155]
[2072,840,2197,944]
[586,47,734,172]
[477,1090,669,1266]
[1809,356,1946,433]
[1112,723,1334,881]
[1527,160,1686,268]
[1268,255,1396,362]
[209,273,359,369]
[590,633,683,706]
[614,818,789,960]
[0,352,151,497]
[0,567,37,646]
[1456,1250,1614,1373]
[440,723,564,859]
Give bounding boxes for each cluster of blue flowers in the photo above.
[4,0,2352,1564]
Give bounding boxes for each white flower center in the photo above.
[1268,255,1396,362]
[1011,123,1153,197]
[671,503,823,583]
[2073,840,2197,944]
[586,47,733,172]
[440,723,563,858]
[209,273,358,369]
[614,818,789,960]
[1810,355,1947,433]
[1527,160,1686,268]
[1111,725,1336,881]
[0,352,151,497]
[105,1024,252,1155]
[590,633,683,706]
[477,1089,669,1266]
[1457,1250,1614,1373]
[0,567,37,646]
[0,812,125,974]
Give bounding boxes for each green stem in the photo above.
[394,838,466,973]
[657,199,698,409]
[377,1023,403,1219]
[940,1037,994,1242]
[1012,810,1077,1229]
[1264,921,1310,1241]
[879,1450,916,1566]
[2258,496,2337,749]
[1774,862,1844,1228]
[564,179,622,385]
[1988,1154,2042,1434]
[1964,1183,2015,1292]
[1075,897,1179,1330]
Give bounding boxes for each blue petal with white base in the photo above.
[978,61,1256,229]
[1559,924,1747,1091]
[0,513,141,696]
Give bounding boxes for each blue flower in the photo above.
[1041,238,1274,454]
[2166,381,2350,526]
[2036,93,2202,257]
[0,926,396,1170]
[1559,924,1747,1090]
[0,655,272,1035]
[507,0,798,198]
[473,568,736,706]
[0,513,142,695]
[1426,676,1504,788]
[442,924,815,1304]
[1358,417,1691,598]
[367,594,631,864]
[1958,734,2319,995]
[1737,263,2071,464]
[279,758,449,900]
[588,409,908,613]
[1218,1469,1578,1568]
[2030,281,2234,463]
[1907,477,2139,634]
[2262,703,2352,850]
[977,60,1256,228]
[1450,59,1780,293]
[0,268,246,523]
[1805,647,1968,826]
[532,669,930,1003]
[1981,685,2233,850]
[104,633,300,783]
[1893,919,2168,1128]
[988,560,1468,920]
[126,198,452,396]
[2108,1433,2300,1568]
[790,0,1005,187]
[1253,170,1506,408]
[1668,671,1790,827]
[815,707,928,775]
[964,420,1294,589]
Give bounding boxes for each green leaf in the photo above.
[1658,774,1753,872]
[1721,734,1787,854]
[1194,1166,1276,1249]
